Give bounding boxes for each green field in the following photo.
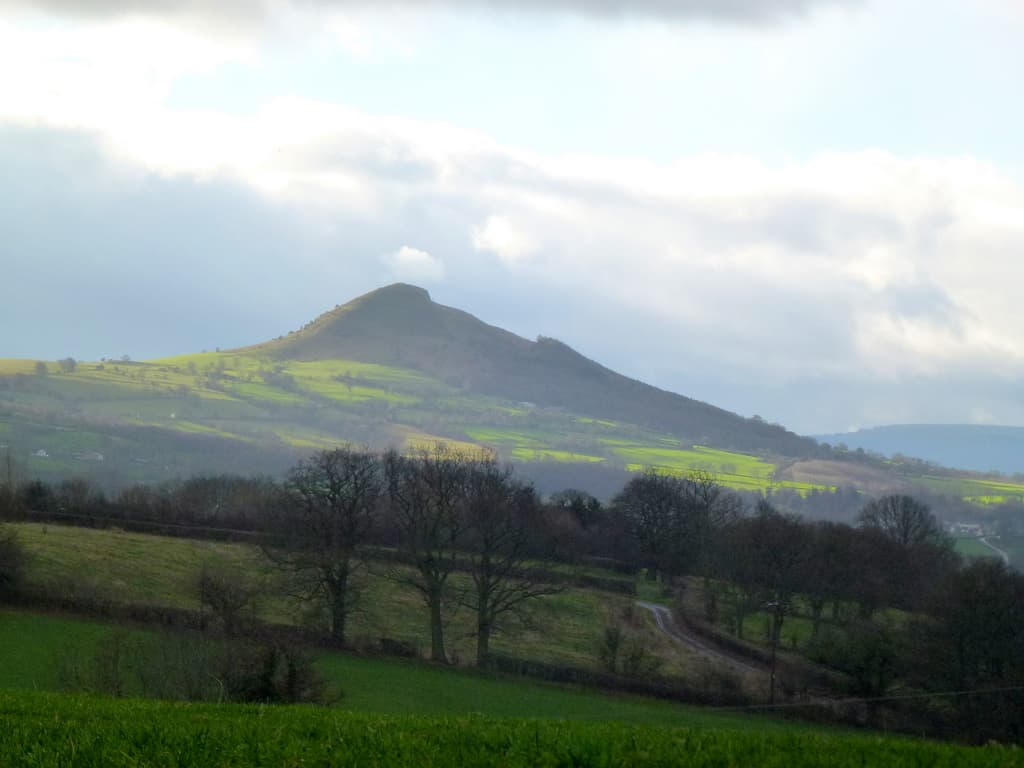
[0,609,762,729]
[0,689,1012,767]
[915,475,1024,503]
[954,537,1000,561]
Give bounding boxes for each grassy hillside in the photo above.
[9,522,728,682]
[0,348,826,496]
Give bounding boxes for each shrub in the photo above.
[0,526,28,597]
[54,629,333,705]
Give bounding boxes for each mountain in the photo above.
[815,424,1024,476]
[252,284,816,457]
[3,283,1023,505]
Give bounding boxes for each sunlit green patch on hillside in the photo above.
[465,427,570,449]
[301,377,418,405]
[273,426,350,450]
[466,427,607,464]
[401,430,482,455]
[575,416,620,428]
[139,419,253,442]
[914,474,1024,503]
[155,353,438,390]
[0,359,40,375]
[510,448,606,463]
[604,441,830,494]
[55,365,237,402]
[601,440,771,477]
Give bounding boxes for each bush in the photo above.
[597,623,662,678]
[0,526,28,597]
[377,637,419,658]
[55,629,333,705]
[196,562,261,636]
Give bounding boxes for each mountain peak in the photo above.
[360,283,432,304]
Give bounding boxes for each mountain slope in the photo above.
[251,284,817,457]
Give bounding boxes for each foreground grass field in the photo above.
[0,690,1016,768]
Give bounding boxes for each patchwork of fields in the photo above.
[0,355,833,495]
[4,354,1023,508]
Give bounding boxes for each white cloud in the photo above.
[383,246,445,282]
[472,215,537,265]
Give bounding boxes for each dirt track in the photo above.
[636,601,763,676]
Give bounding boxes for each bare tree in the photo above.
[725,501,810,704]
[613,470,684,582]
[196,561,261,637]
[615,469,738,586]
[265,447,384,646]
[460,456,559,665]
[384,444,467,663]
[857,494,947,549]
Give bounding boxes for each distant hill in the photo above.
[252,284,817,457]
[815,424,1024,476]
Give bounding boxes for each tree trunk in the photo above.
[476,613,491,666]
[428,584,447,663]
[810,598,824,639]
[735,603,746,640]
[768,610,784,705]
[329,564,350,647]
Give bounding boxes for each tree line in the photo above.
[612,470,1022,741]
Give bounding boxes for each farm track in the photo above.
[980,537,1011,566]
[636,601,763,676]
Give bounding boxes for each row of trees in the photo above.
[1,446,561,669]
[265,445,557,665]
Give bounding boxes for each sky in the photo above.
[1,0,1022,435]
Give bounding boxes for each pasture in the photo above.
[8,522,706,678]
